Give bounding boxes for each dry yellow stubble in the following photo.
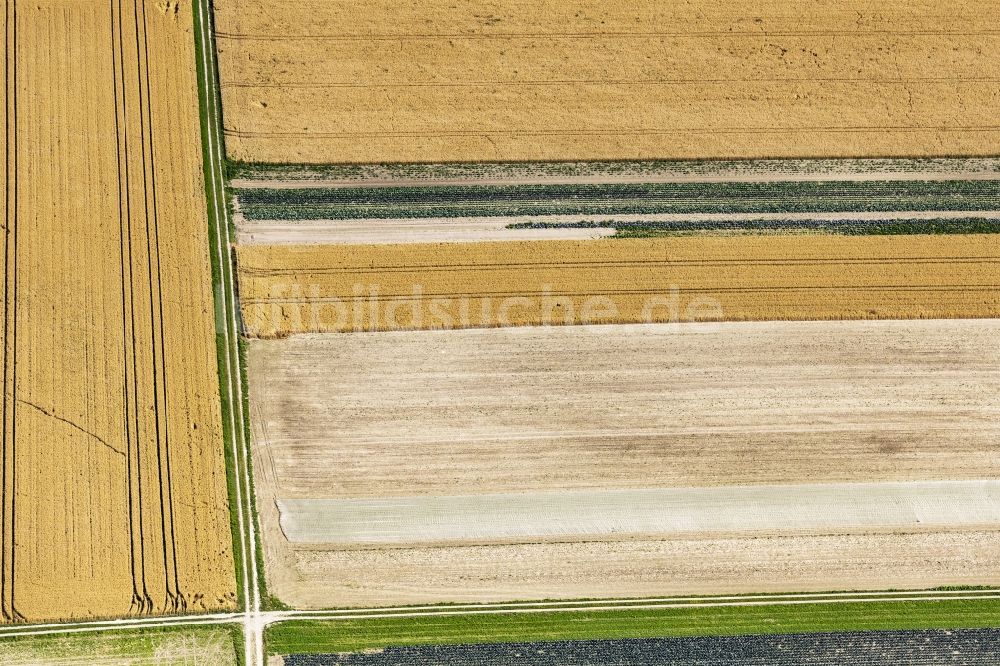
[215,0,1000,162]
[236,235,1000,337]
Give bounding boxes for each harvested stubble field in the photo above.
[0,0,234,621]
[236,235,1000,337]
[247,320,1000,607]
[226,157,1000,187]
[234,180,1000,222]
[214,0,1000,163]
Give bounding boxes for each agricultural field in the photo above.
[235,180,1000,222]
[246,319,1000,607]
[237,218,616,246]
[214,2,1000,659]
[213,0,1000,163]
[231,178,1000,243]
[265,602,1000,662]
[226,157,1000,187]
[0,626,237,666]
[236,235,1000,336]
[0,0,235,622]
[276,630,1000,666]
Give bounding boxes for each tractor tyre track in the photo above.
[0,0,18,624]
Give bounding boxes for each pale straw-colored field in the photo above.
[248,320,1000,607]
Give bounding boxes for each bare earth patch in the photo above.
[236,217,615,245]
[276,481,1000,546]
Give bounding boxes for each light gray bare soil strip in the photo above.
[277,481,1000,546]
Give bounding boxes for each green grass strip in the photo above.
[190,0,247,609]
[0,625,238,664]
[266,599,1000,655]
[235,180,1000,221]
[192,0,273,611]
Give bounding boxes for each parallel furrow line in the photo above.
[134,0,180,615]
[237,255,1000,277]
[110,0,144,617]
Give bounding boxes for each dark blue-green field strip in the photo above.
[511,218,1000,236]
[283,629,1000,665]
[266,599,1000,656]
[236,180,1000,222]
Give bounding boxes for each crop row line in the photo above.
[242,285,1000,306]
[0,0,18,625]
[240,256,1000,278]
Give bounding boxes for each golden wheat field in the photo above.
[236,235,1000,337]
[0,0,234,621]
[214,0,1000,163]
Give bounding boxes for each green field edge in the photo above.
[273,585,1000,615]
[191,0,244,612]
[232,180,1000,223]
[226,157,1000,183]
[0,623,234,645]
[230,623,246,666]
[0,624,239,663]
[191,0,273,612]
[265,598,1000,656]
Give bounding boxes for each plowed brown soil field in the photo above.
[236,235,1000,337]
[0,0,235,621]
[214,0,1000,163]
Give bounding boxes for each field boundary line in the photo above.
[231,175,1000,189]
[274,588,1000,617]
[0,588,997,639]
[215,29,1000,41]
[223,76,1000,90]
[0,0,18,624]
[223,126,1000,139]
[193,0,263,663]
[0,0,19,624]
[239,255,1000,275]
[136,0,183,613]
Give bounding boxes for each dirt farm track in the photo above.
[0,0,235,621]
